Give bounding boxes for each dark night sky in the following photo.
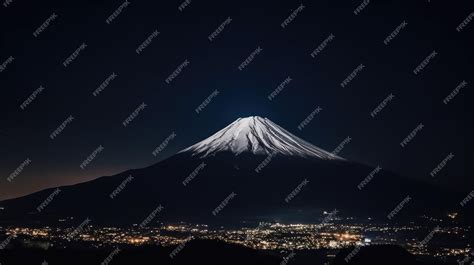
[0,0,473,200]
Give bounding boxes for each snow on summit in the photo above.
[180,116,343,160]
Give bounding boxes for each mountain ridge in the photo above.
[0,116,466,226]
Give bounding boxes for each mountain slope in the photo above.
[0,117,464,226]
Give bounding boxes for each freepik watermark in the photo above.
[195,89,219,114]
[255,151,277,173]
[3,0,13,7]
[80,145,104,169]
[152,132,176,157]
[332,136,351,156]
[136,30,159,54]
[353,0,370,15]
[413,50,437,75]
[460,190,474,207]
[340,64,365,88]
[139,204,164,228]
[7,158,31,182]
[165,60,190,84]
[50,115,74,140]
[320,209,338,226]
[268,76,292,101]
[357,166,382,190]
[178,0,192,12]
[110,175,134,199]
[0,235,16,249]
[63,43,87,67]
[93,73,117,96]
[20,85,45,110]
[456,12,474,32]
[212,192,237,216]
[106,0,130,24]
[371,93,394,117]
[418,226,440,247]
[36,188,61,212]
[208,17,232,41]
[0,56,14,73]
[281,4,305,28]
[298,106,322,130]
[310,34,335,58]
[0,235,16,250]
[123,102,147,127]
[383,21,407,45]
[387,195,411,220]
[33,13,58,37]
[430,153,454,177]
[280,251,296,265]
[169,237,192,258]
[183,162,206,186]
[101,247,121,265]
[238,46,262,71]
[285,179,309,203]
[67,218,91,239]
[457,251,474,265]
[443,80,467,105]
[400,123,424,147]
[345,246,361,262]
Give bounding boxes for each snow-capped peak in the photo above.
[179,116,343,160]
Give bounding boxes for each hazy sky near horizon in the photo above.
[1,0,473,200]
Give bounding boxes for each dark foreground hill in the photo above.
[0,239,449,265]
[332,245,450,265]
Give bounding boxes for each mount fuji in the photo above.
[180,116,342,160]
[0,116,461,226]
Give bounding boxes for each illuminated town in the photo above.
[1,214,471,264]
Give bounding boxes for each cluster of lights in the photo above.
[0,217,470,262]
